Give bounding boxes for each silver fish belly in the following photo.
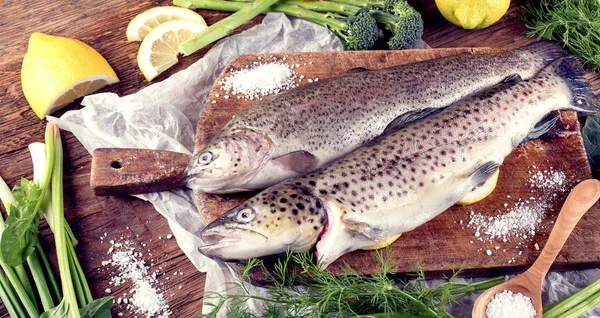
[185,42,566,193]
[199,56,598,267]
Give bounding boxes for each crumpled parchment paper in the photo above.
[48,12,600,317]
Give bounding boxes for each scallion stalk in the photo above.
[0,176,40,317]
[0,268,27,318]
[554,289,600,318]
[48,123,81,318]
[542,277,600,317]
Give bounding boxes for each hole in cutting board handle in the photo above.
[110,161,123,169]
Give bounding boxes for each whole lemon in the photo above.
[21,33,119,119]
[435,0,511,30]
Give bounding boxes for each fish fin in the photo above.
[520,113,560,144]
[514,41,566,62]
[545,56,600,113]
[469,161,501,188]
[383,108,445,136]
[345,67,370,73]
[343,219,385,242]
[503,74,522,84]
[272,150,319,174]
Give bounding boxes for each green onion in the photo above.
[48,123,81,318]
[542,277,600,317]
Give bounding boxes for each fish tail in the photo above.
[515,40,566,62]
[551,56,599,113]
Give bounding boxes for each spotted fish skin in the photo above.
[199,56,598,266]
[185,42,566,194]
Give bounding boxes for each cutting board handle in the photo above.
[91,148,191,196]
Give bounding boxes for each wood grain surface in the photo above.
[91,148,189,195]
[194,50,600,283]
[1,0,599,316]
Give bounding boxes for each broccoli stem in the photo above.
[195,0,402,41]
[284,0,401,33]
[176,0,353,45]
[179,0,282,55]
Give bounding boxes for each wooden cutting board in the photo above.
[192,48,600,282]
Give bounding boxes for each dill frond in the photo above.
[198,248,504,317]
[521,0,600,71]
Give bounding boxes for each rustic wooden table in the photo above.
[1,0,598,317]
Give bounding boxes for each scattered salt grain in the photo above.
[468,199,548,242]
[485,290,536,318]
[219,62,297,100]
[528,168,567,191]
[166,234,173,240]
[103,240,171,318]
[534,243,540,251]
[105,288,112,294]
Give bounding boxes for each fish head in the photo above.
[184,128,274,193]
[199,184,327,261]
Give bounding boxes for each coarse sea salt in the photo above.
[103,240,171,318]
[528,167,567,192]
[468,199,548,242]
[485,290,536,318]
[219,61,297,100]
[467,166,570,244]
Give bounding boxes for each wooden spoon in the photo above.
[472,179,600,318]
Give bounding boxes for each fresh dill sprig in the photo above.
[198,249,504,317]
[521,0,600,71]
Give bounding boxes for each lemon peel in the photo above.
[360,233,403,250]
[457,168,500,205]
[136,19,208,81]
[435,0,510,29]
[21,33,119,119]
[126,6,207,42]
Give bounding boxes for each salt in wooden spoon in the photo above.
[472,178,600,318]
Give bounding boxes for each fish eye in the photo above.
[198,151,213,165]
[236,208,255,223]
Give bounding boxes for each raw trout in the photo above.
[198,56,598,267]
[184,42,566,193]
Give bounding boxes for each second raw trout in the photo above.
[198,56,598,267]
[184,42,566,193]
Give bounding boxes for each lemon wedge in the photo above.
[457,168,500,205]
[360,233,402,251]
[137,19,208,81]
[126,6,207,42]
[21,32,119,119]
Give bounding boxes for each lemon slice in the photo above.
[457,168,500,205]
[21,32,119,119]
[137,19,208,81]
[126,6,207,42]
[360,233,403,251]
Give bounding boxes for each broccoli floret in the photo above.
[379,0,423,49]
[337,10,380,50]
[320,0,423,50]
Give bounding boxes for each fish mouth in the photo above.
[198,227,268,260]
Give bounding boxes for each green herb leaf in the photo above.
[40,299,70,318]
[200,249,503,317]
[1,178,45,266]
[583,115,600,173]
[80,296,113,318]
[521,0,600,71]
